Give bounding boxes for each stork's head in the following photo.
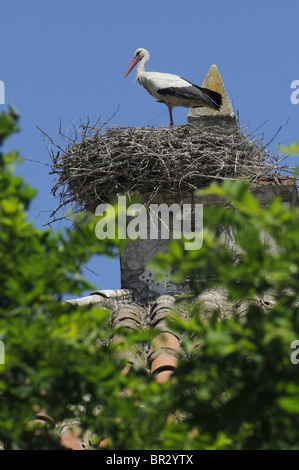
[124,48,150,78]
[134,48,149,60]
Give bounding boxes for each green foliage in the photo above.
[0,108,118,449]
[1,108,299,450]
[148,179,299,450]
[0,105,20,146]
[279,142,299,156]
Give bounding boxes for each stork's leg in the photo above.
[168,106,174,128]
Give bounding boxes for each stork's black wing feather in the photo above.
[158,78,222,110]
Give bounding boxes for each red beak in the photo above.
[124,57,139,79]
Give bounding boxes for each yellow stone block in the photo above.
[188,64,237,130]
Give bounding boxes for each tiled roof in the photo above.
[61,287,278,449]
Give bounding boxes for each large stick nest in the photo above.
[47,118,291,218]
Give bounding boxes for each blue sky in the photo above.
[1,0,298,294]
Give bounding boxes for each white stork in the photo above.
[124,48,222,127]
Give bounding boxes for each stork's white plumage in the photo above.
[124,48,222,127]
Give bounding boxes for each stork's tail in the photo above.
[200,87,222,110]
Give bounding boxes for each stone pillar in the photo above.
[188,64,237,132]
[119,199,189,301]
